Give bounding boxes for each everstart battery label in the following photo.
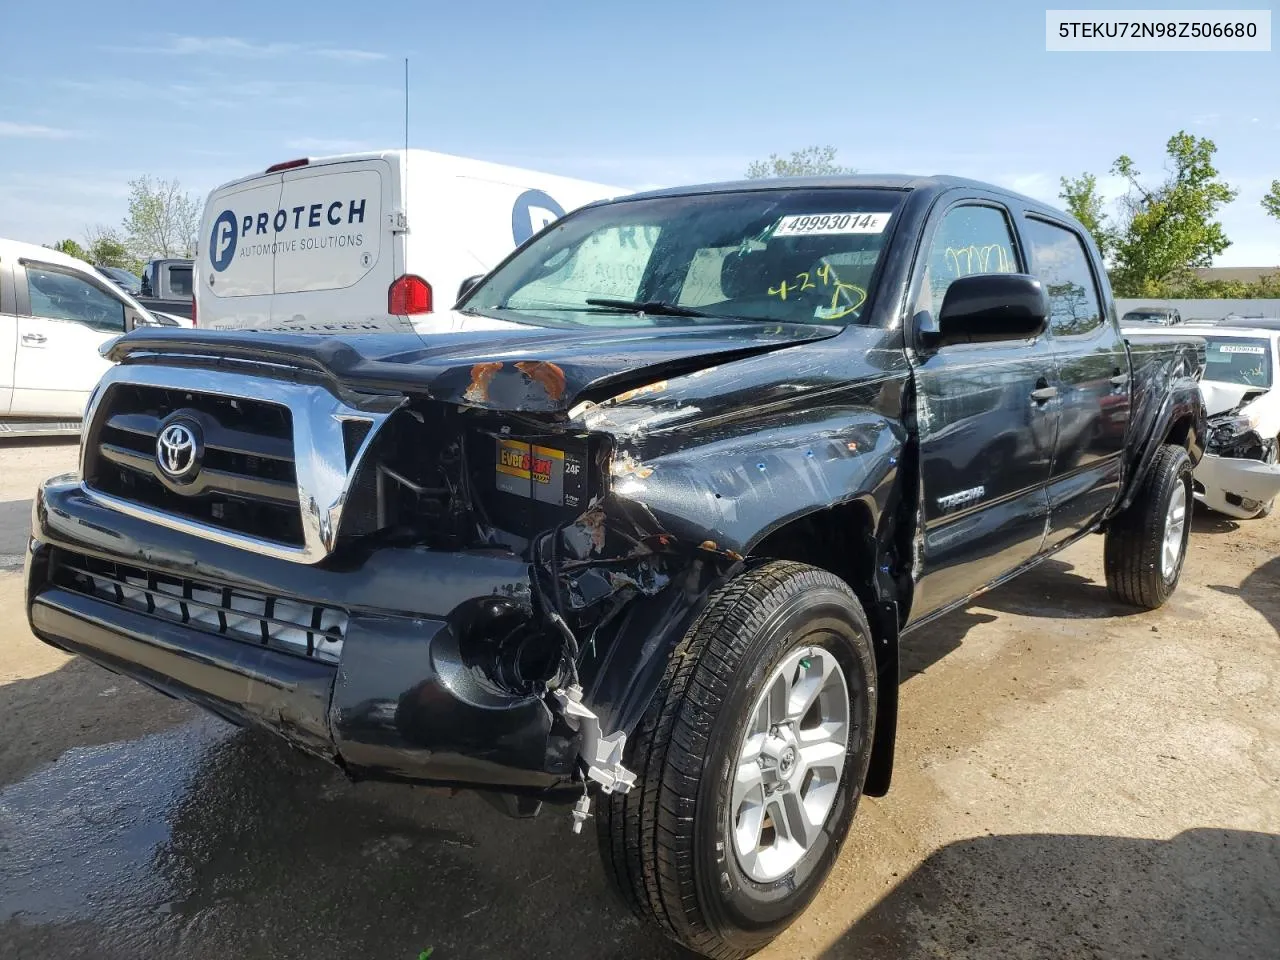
[495,438,586,508]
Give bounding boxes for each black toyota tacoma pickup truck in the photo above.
[26,176,1206,959]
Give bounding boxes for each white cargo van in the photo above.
[194,150,625,333]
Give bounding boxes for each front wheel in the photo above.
[596,561,877,960]
[1104,444,1193,609]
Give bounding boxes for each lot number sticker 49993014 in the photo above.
[773,212,892,237]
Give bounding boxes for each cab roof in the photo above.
[619,174,1068,219]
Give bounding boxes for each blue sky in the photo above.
[1,1,1276,265]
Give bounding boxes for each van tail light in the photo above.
[265,158,309,173]
[190,293,197,326]
[389,275,432,315]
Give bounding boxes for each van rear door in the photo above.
[270,158,398,332]
[201,175,283,328]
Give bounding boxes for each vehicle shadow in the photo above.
[963,557,1140,621]
[817,828,1280,959]
[0,499,33,567]
[1210,554,1280,639]
[899,608,999,679]
[1192,509,1242,535]
[0,436,79,449]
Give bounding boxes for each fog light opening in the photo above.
[459,598,565,696]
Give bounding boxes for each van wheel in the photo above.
[1104,444,1193,609]
[596,561,877,960]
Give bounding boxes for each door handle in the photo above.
[1030,386,1058,403]
[21,332,47,346]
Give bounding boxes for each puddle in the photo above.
[0,717,231,925]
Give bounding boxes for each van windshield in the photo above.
[463,189,905,328]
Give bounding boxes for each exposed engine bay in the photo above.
[1197,350,1280,520]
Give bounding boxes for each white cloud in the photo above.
[110,34,386,62]
[0,121,78,139]
[284,137,375,153]
[59,77,396,112]
[316,48,388,63]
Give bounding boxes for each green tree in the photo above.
[48,238,88,261]
[85,226,143,273]
[1263,180,1280,223]
[122,176,200,259]
[746,145,855,179]
[1058,173,1114,261]
[1107,131,1237,296]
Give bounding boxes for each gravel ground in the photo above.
[1,439,1276,960]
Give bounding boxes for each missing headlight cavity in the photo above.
[338,403,603,548]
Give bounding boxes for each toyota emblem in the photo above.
[156,422,200,480]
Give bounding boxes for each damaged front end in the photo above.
[26,346,749,821]
[1197,404,1280,519]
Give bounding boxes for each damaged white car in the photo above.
[1193,328,1280,519]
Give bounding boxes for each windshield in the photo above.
[1204,337,1272,387]
[1123,310,1171,324]
[464,189,905,328]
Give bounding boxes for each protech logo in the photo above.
[209,199,369,270]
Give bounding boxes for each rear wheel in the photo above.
[1104,444,1193,609]
[597,561,877,959]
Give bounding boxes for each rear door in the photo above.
[1022,215,1129,547]
[12,260,124,417]
[198,175,283,329]
[270,158,396,330]
[908,197,1059,619]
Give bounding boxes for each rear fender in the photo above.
[1115,345,1206,516]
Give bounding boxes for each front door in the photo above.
[908,200,1059,619]
[12,262,123,418]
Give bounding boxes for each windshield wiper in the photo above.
[584,298,718,319]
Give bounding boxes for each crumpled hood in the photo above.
[1201,380,1270,417]
[107,310,841,413]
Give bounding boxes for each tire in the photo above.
[1104,444,1193,609]
[597,561,877,959]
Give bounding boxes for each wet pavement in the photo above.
[2,440,1278,959]
[1,717,680,960]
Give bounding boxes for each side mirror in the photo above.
[924,273,1049,347]
[456,274,485,304]
[127,310,162,331]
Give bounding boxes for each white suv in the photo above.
[1,237,163,436]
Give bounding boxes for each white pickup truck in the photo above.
[0,237,174,437]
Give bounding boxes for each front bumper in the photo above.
[26,478,578,791]
[1194,453,1280,519]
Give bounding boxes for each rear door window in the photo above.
[167,264,193,298]
[1023,218,1104,337]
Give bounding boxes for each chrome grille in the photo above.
[54,551,347,663]
[79,364,401,564]
[85,383,303,546]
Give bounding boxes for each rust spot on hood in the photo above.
[464,362,503,403]
[514,361,567,402]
